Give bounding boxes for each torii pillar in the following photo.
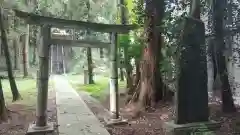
[107,32,127,125]
[27,25,54,134]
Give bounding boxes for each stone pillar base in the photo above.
[163,120,221,135]
[105,116,128,126]
[26,122,54,135]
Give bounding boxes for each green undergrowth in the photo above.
[2,78,53,108]
[69,74,126,100]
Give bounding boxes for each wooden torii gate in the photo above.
[50,32,110,74]
[14,10,138,134]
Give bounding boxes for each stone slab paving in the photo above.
[53,75,110,135]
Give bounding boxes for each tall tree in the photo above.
[13,38,20,70]
[22,25,30,77]
[119,0,129,83]
[0,8,21,101]
[137,0,165,110]
[0,77,8,123]
[86,0,94,84]
[212,0,236,112]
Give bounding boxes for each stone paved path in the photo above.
[52,75,110,135]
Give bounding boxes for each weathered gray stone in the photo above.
[176,17,208,124]
[26,123,54,135]
[53,75,110,135]
[163,120,221,135]
[164,16,222,135]
[105,117,128,126]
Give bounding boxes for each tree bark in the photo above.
[127,58,140,95]
[225,0,234,91]
[0,77,8,123]
[134,59,140,86]
[87,47,94,84]
[86,1,94,84]
[120,67,124,81]
[100,48,104,58]
[0,8,21,101]
[22,24,30,77]
[13,39,20,70]
[31,45,37,65]
[119,0,132,88]
[124,48,132,88]
[213,0,236,112]
[137,0,165,109]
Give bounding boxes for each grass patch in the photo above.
[2,78,53,107]
[69,74,126,100]
[78,77,108,99]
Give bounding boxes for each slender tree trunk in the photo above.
[0,77,8,123]
[22,25,30,77]
[32,45,37,65]
[119,0,132,88]
[86,1,94,84]
[100,48,104,58]
[211,46,218,81]
[0,8,21,101]
[120,68,124,81]
[87,47,94,84]
[124,48,132,88]
[13,39,19,70]
[61,46,65,74]
[125,58,141,104]
[118,48,124,81]
[134,59,140,86]
[213,0,236,112]
[128,58,140,95]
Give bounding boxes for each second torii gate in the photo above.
[14,10,138,134]
[50,32,112,74]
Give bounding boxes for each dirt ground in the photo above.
[0,90,58,135]
[83,91,240,135]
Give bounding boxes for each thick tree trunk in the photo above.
[218,54,236,112]
[137,0,165,109]
[213,0,236,112]
[138,47,163,108]
[0,8,21,101]
[226,0,234,91]
[0,77,8,123]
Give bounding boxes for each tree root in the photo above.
[126,80,141,105]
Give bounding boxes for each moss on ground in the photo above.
[69,74,126,100]
[2,78,53,107]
